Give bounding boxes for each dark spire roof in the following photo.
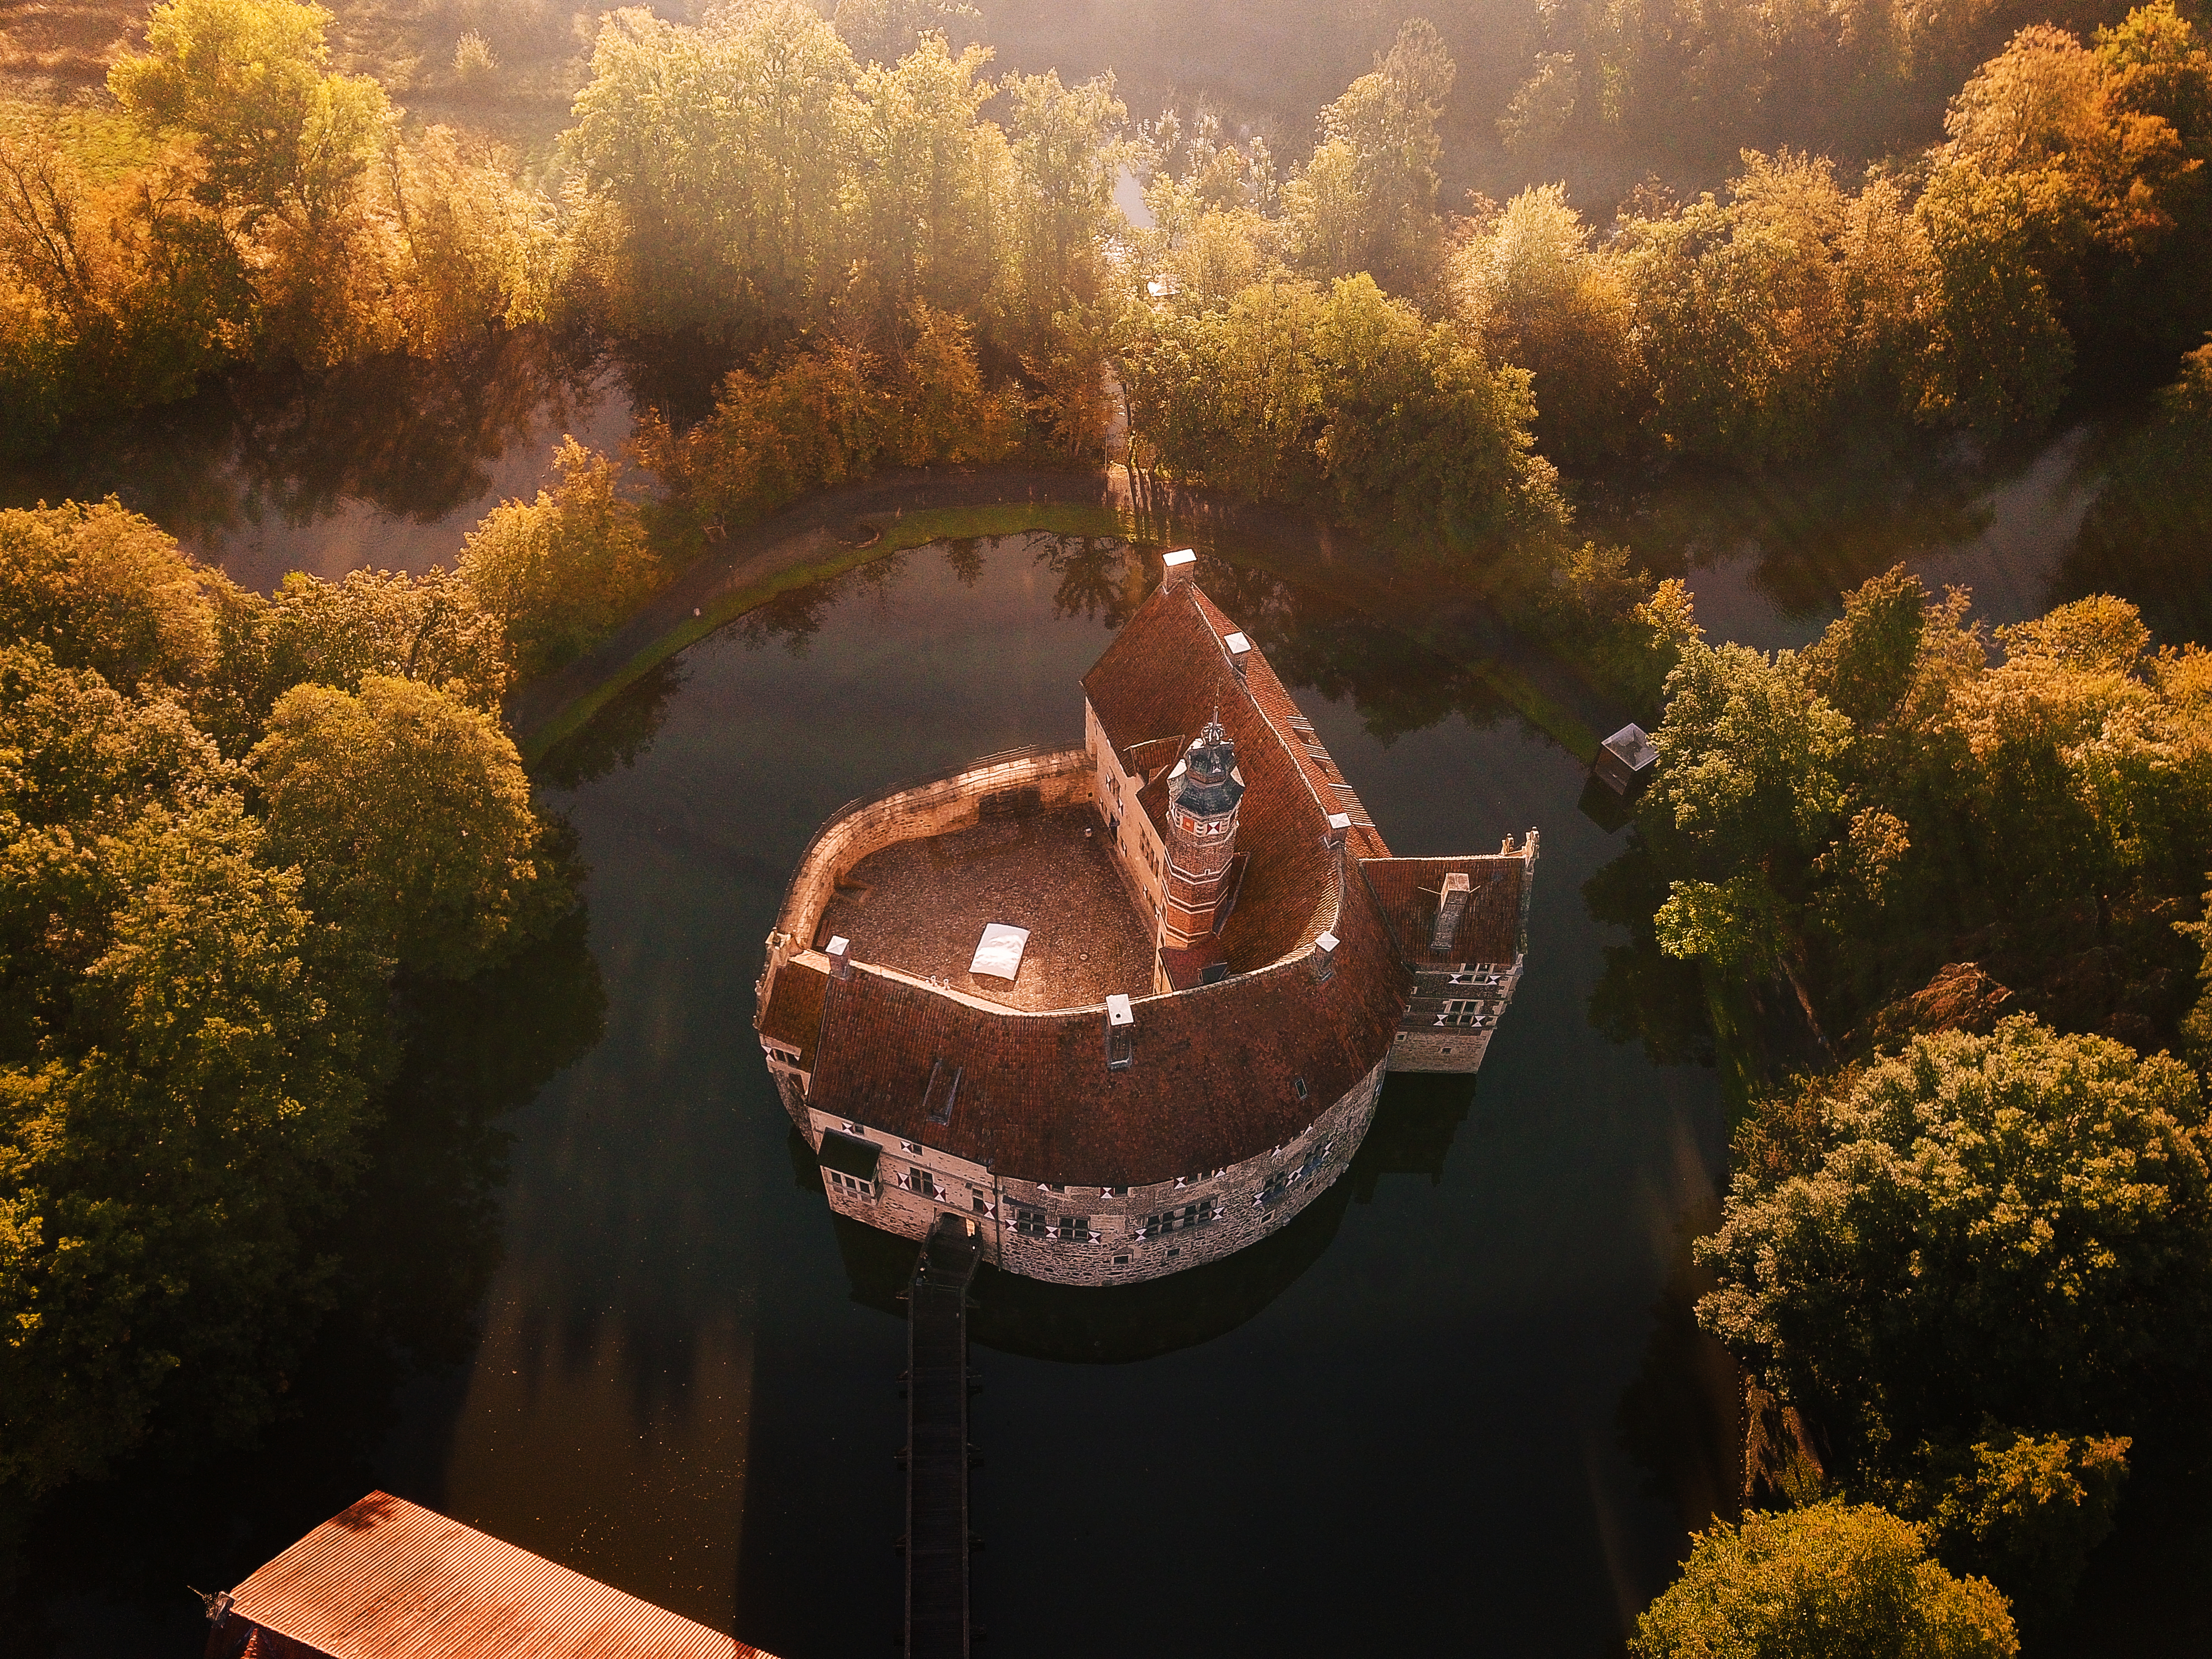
[1173,714,1244,817]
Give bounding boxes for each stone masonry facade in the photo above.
[805,1053,1387,1285]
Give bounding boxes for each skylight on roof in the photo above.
[969,922,1030,980]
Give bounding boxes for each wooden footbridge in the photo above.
[902,1214,981,1659]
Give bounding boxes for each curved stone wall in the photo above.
[808,1052,1389,1286]
[771,747,1093,956]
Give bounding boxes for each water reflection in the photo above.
[0,331,630,592]
[821,1075,1477,1365]
[1592,422,2127,650]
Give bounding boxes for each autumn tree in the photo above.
[110,0,401,362]
[1446,184,1645,466]
[458,436,661,679]
[1632,1503,2018,1658]
[252,674,552,980]
[0,499,225,694]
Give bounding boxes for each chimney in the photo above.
[1310,929,1338,983]
[827,935,854,979]
[1224,631,1252,677]
[1161,549,1197,589]
[1105,993,1135,1070]
[1323,811,1352,849]
[1430,873,1471,954]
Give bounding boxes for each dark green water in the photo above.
[456,538,1734,1654]
[11,535,1731,1656]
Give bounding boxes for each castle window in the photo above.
[826,1170,875,1199]
[1013,1207,1048,1237]
[1138,1202,1217,1237]
[1054,1217,1093,1241]
[1114,1254,1130,1266]
[1293,1076,1308,1100]
[1436,999,1491,1027]
[903,1140,922,1154]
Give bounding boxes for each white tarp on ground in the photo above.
[969,923,1030,980]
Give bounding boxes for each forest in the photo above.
[3,0,2212,1646]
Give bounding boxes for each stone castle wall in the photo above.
[770,747,1094,958]
[807,1053,1388,1286]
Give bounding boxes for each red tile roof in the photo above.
[773,578,1527,1186]
[1360,855,1526,966]
[1084,584,1385,972]
[807,858,1411,1185]
[215,1493,773,1659]
[757,958,828,1066]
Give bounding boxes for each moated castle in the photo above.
[755,552,1537,1285]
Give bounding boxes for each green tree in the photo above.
[1447,184,1646,467]
[1698,1019,2212,1465]
[457,436,661,680]
[831,0,978,65]
[1002,67,1125,340]
[109,0,393,234]
[1310,273,1561,542]
[1632,1503,2018,1658]
[251,674,551,982]
[1619,150,1858,465]
[0,645,238,1056]
[1117,275,1561,545]
[0,499,228,695]
[849,35,1006,330]
[1902,1428,2132,1614]
[0,648,383,1492]
[565,2,860,339]
[208,564,511,739]
[1647,639,1852,874]
[1285,19,1455,293]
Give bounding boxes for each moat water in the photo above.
[24,533,1735,1657]
[11,357,2206,1657]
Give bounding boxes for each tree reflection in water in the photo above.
[0,330,613,587]
[1614,1197,1742,1540]
[0,893,607,1657]
[1582,832,1717,1070]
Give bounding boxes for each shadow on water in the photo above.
[813,1072,1480,1367]
[1583,833,1717,1071]
[0,901,606,1658]
[534,657,691,791]
[0,330,625,593]
[1615,1197,1743,1544]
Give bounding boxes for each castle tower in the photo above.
[1161,717,1244,950]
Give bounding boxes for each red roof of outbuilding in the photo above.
[217,1493,773,1659]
